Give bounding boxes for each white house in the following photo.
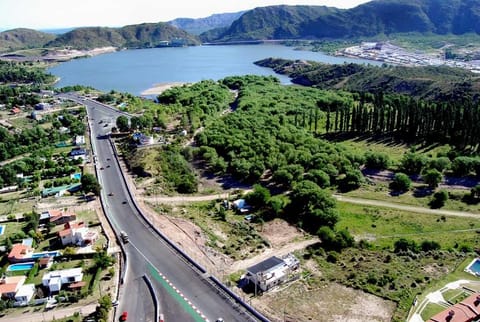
[14,284,35,306]
[58,221,98,246]
[245,254,299,292]
[42,268,83,293]
[74,135,85,146]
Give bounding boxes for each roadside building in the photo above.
[429,293,480,322]
[7,244,34,263]
[245,254,299,292]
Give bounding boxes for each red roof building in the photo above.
[7,244,33,263]
[429,293,480,322]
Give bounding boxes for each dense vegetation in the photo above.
[0,28,55,53]
[201,0,480,42]
[255,58,480,102]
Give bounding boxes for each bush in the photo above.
[364,151,390,170]
[430,190,448,209]
[390,172,411,191]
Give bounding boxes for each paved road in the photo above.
[61,93,260,322]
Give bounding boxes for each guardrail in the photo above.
[108,137,270,322]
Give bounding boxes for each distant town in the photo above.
[339,42,480,73]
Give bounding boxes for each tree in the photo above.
[288,180,338,231]
[390,172,411,191]
[245,184,271,209]
[364,151,390,170]
[422,169,442,189]
[116,115,130,132]
[394,238,418,253]
[81,173,101,196]
[430,190,448,209]
[337,169,363,192]
[400,152,427,175]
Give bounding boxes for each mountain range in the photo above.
[1,0,480,53]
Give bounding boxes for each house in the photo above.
[8,244,34,263]
[14,284,35,306]
[429,293,480,322]
[74,135,85,146]
[42,268,83,293]
[47,209,77,226]
[34,102,51,110]
[245,254,299,292]
[58,221,98,246]
[0,276,26,299]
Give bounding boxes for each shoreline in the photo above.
[140,82,187,96]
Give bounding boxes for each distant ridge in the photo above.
[168,11,245,35]
[201,0,480,42]
[0,28,55,52]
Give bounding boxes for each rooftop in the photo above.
[247,256,284,275]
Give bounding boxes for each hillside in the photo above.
[0,28,56,53]
[168,11,245,35]
[202,0,480,42]
[47,23,200,49]
[255,57,480,102]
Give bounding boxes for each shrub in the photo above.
[390,172,411,191]
[430,190,448,209]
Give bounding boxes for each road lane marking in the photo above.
[147,263,209,322]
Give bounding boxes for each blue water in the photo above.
[48,44,380,95]
[7,262,34,272]
[31,251,60,258]
[469,259,480,274]
[0,225,4,235]
[72,173,81,180]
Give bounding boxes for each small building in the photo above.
[14,284,35,306]
[42,268,83,293]
[70,148,86,157]
[429,293,480,322]
[245,254,299,292]
[8,244,34,263]
[0,185,18,194]
[74,135,85,146]
[58,221,98,246]
[0,276,26,300]
[38,257,53,269]
[47,209,77,226]
[10,107,21,115]
[233,199,251,214]
[34,102,51,110]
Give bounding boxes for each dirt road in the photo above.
[333,194,480,218]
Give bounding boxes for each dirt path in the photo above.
[333,194,480,218]
[141,191,251,204]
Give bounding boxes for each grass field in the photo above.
[336,202,480,249]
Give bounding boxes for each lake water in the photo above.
[49,44,379,95]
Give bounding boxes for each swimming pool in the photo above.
[71,173,82,180]
[0,225,4,235]
[7,262,35,272]
[465,258,480,276]
[31,251,60,258]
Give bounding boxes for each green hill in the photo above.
[47,23,200,49]
[255,57,480,102]
[203,0,480,42]
[0,28,56,53]
[168,11,245,35]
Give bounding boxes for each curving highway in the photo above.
[59,93,263,322]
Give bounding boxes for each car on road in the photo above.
[120,311,128,321]
[108,192,114,196]
[122,200,127,204]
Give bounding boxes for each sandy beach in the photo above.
[141,82,187,96]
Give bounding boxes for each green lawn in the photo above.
[420,303,446,321]
[336,202,480,249]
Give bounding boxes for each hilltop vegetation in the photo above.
[168,11,245,35]
[0,28,55,53]
[255,58,480,102]
[201,0,480,42]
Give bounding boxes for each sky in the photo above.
[0,0,371,31]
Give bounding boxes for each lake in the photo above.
[49,44,379,95]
